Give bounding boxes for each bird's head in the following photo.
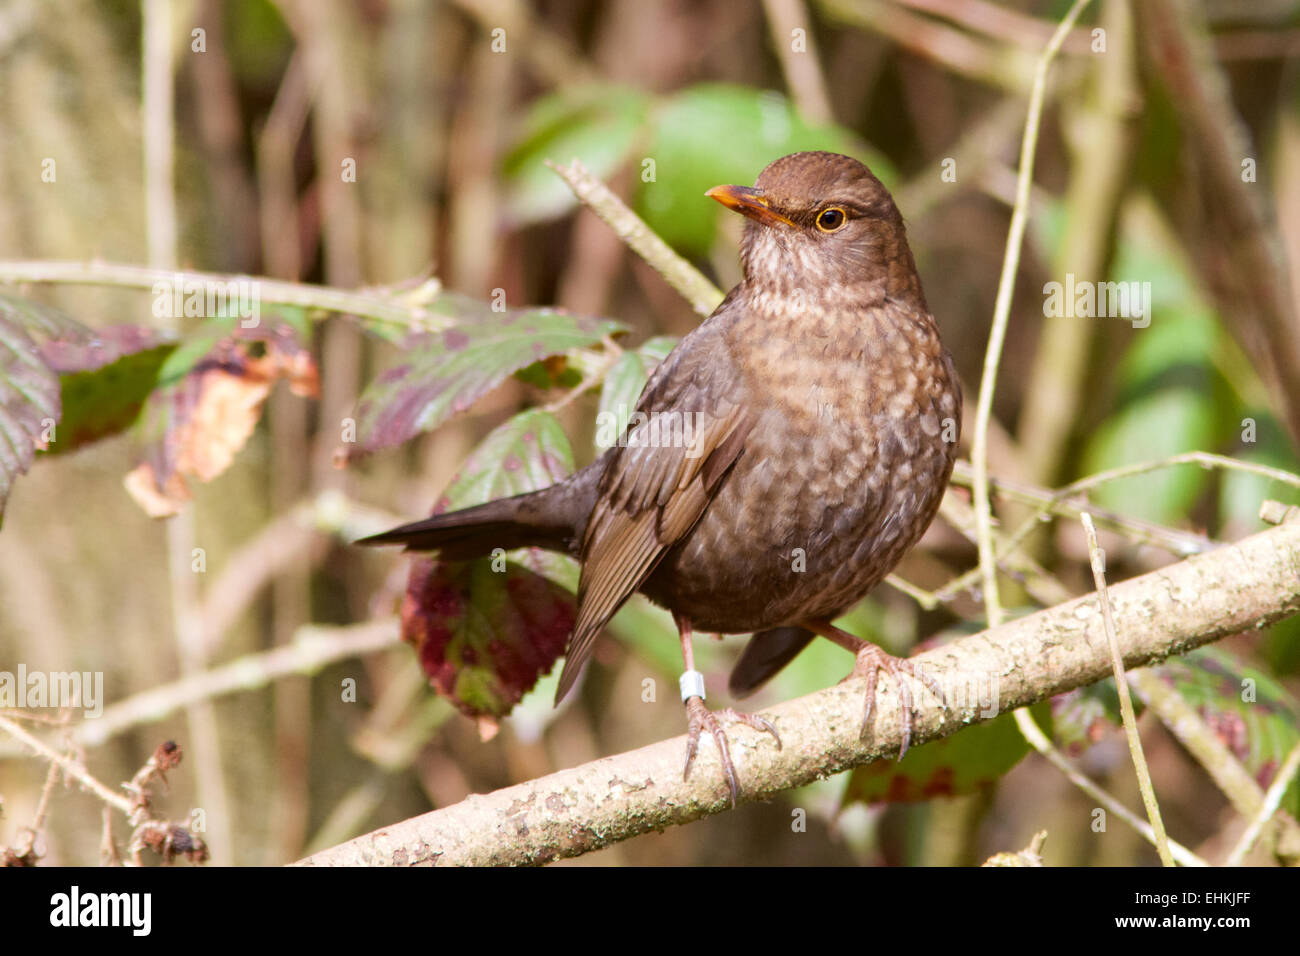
[706,151,923,307]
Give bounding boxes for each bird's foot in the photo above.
[682,695,781,807]
[843,645,945,758]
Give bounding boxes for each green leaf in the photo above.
[1146,646,1300,817]
[349,301,624,460]
[503,85,651,224]
[637,84,868,255]
[439,407,576,511]
[42,326,178,453]
[155,313,241,385]
[595,335,677,451]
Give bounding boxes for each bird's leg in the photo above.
[804,619,945,758]
[675,613,781,807]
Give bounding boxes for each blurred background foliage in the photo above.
[1,0,1299,866]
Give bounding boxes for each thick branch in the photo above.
[297,513,1300,867]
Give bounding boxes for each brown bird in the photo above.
[360,151,962,804]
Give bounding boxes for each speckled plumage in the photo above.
[362,152,961,797]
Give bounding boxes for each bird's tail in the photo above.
[728,626,815,698]
[356,485,583,560]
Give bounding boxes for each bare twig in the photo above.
[0,259,440,329]
[1081,513,1174,866]
[937,489,1073,607]
[950,461,1218,557]
[1129,668,1300,865]
[763,0,834,124]
[1225,740,1300,867]
[818,0,1036,92]
[1016,0,1137,487]
[1010,709,1203,867]
[546,159,725,319]
[69,620,399,750]
[891,0,1091,54]
[0,714,131,815]
[973,0,1093,632]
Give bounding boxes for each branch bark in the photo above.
[297,512,1300,866]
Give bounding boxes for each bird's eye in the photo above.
[815,206,847,232]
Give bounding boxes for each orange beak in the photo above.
[705,184,796,228]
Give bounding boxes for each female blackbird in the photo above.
[361,151,962,804]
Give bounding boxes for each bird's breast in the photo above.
[641,298,959,631]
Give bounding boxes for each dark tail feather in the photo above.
[356,492,577,561]
[728,626,815,699]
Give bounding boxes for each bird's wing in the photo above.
[553,327,752,703]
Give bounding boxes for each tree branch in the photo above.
[296,510,1300,866]
[545,159,725,319]
[0,258,441,329]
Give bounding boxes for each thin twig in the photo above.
[546,159,725,319]
[979,451,1300,587]
[890,0,1092,54]
[818,0,1036,92]
[72,620,398,750]
[950,460,1217,557]
[937,489,1073,607]
[1057,451,1300,495]
[1129,669,1300,864]
[0,259,439,329]
[1009,709,1204,867]
[1081,512,1175,866]
[762,0,834,124]
[143,0,232,868]
[0,714,131,815]
[1224,739,1300,866]
[973,0,1093,633]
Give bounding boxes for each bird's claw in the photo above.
[682,696,781,807]
[843,646,945,758]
